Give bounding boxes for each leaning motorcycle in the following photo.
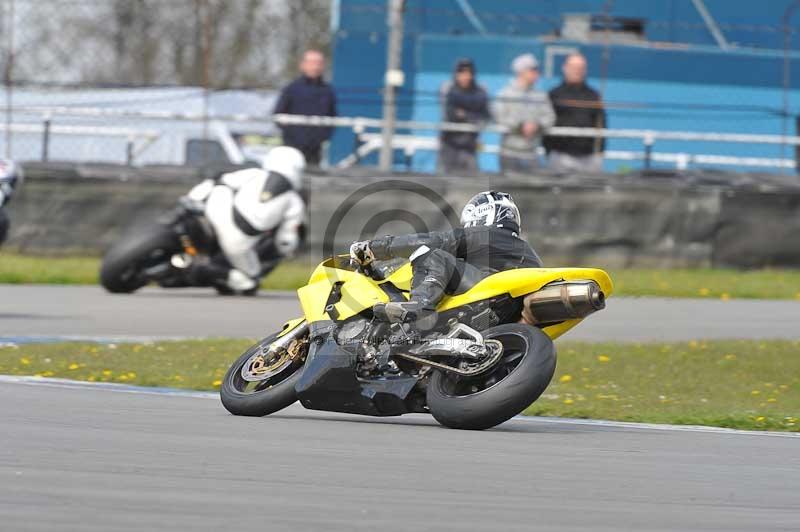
[100,198,282,295]
[220,256,612,430]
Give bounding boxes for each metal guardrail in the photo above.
[6,106,800,171]
[271,114,800,171]
[0,122,160,164]
[341,132,797,171]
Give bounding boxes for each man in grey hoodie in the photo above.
[494,53,556,174]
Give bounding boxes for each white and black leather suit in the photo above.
[186,167,305,292]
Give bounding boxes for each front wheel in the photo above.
[426,323,556,430]
[220,332,307,417]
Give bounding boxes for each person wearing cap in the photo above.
[438,58,491,174]
[494,53,555,174]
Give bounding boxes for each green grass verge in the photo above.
[611,268,800,300]
[2,251,800,300]
[1,338,798,432]
[0,251,311,290]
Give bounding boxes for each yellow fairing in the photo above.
[297,259,393,322]
[296,259,612,341]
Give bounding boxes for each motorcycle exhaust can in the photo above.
[521,281,605,325]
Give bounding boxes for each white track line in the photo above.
[1,374,797,438]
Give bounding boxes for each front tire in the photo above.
[426,323,556,430]
[220,333,306,417]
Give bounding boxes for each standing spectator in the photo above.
[545,53,606,173]
[438,58,490,174]
[494,53,555,174]
[273,49,337,167]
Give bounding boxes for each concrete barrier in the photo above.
[5,163,799,269]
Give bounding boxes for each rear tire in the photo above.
[100,226,178,293]
[426,323,556,430]
[220,333,306,417]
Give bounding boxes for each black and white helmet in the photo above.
[460,191,521,234]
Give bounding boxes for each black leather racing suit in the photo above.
[369,226,542,309]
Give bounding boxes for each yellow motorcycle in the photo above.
[220,256,612,430]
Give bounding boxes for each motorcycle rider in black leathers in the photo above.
[350,191,542,325]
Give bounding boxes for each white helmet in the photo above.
[262,146,306,190]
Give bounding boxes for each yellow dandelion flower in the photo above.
[117,375,129,381]
[563,398,574,405]
[597,355,610,363]
[212,380,222,387]
[559,375,573,383]
[127,372,137,379]
[751,390,760,395]
[767,398,777,403]
[698,287,710,296]
[68,363,79,370]
[720,293,730,301]
[724,354,736,361]
[688,340,698,349]
[19,357,30,365]
[755,416,765,422]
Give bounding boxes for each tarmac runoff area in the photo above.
[1,284,799,343]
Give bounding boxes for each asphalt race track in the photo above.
[2,287,800,531]
[2,284,800,342]
[1,378,798,532]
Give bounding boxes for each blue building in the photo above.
[330,0,800,173]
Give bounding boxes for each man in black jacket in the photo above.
[545,53,606,173]
[438,58,490,174]
[350,191,542,326]
[273,50,337,167]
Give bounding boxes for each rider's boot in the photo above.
[373,280,444,330]
[187,261,258,295]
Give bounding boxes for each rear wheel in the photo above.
[100,226,178,293]
[426,323,556,430]
[220,332,307,417]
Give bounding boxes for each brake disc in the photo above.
[240,340,306,382]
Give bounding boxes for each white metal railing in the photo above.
[6,105,800,171]
[343,132,796,171]
[0,122,160,164]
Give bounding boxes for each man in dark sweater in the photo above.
[438,58,490,174]
[273,50,337,167]
[545,53,606,173]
